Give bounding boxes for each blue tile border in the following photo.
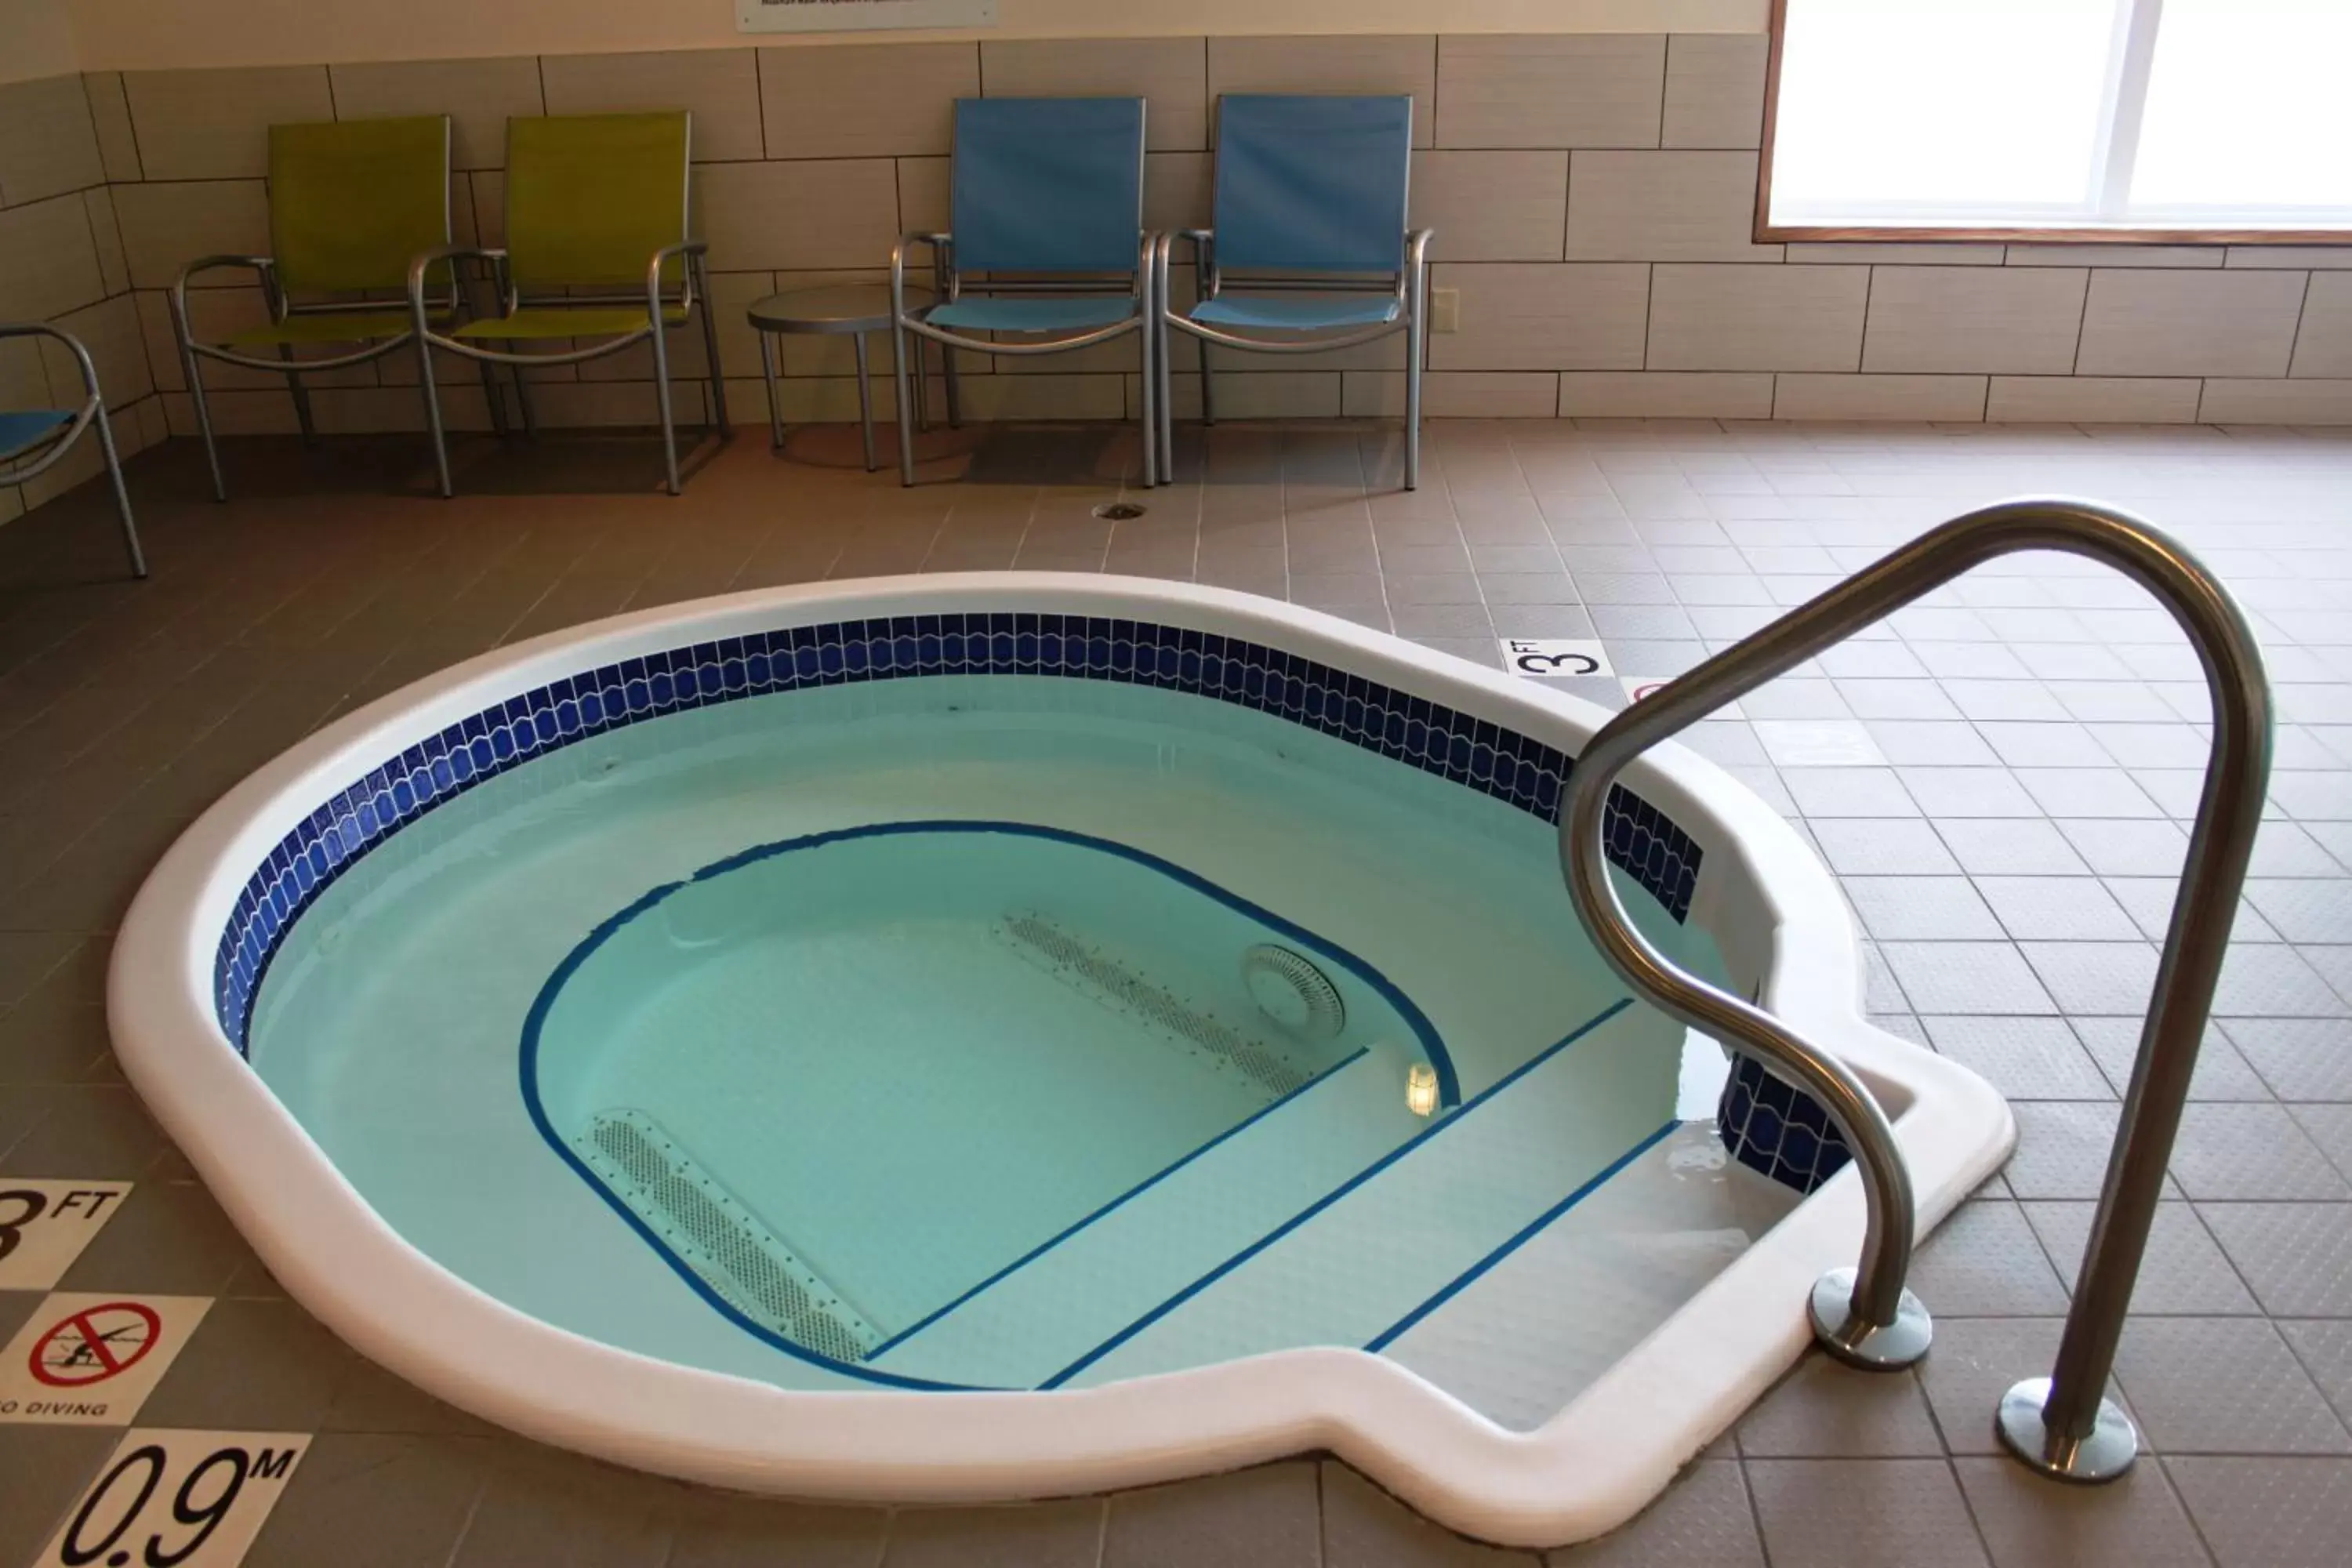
[1715,1052,1853,1194]
[209,612,1781,1168]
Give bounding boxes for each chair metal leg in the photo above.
[1139,318,1157,490]
[758,332,785,452]
[892,319,918,486]
[912,334,931,435]
[278,345,316,443]
[176,328,227,503]
[477,358,510,438]
[853,332,878,474]
[1405,252,1428,492]
[696,284,730,436]
[514,366,539,440]
[415,336,453,499]
[932,252,961,430]
[1156,260,1175,485]
[92,403,147,579]
[649,326,684,496]
[1200,339,1217,427]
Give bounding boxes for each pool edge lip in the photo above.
[107,572,2017,1549]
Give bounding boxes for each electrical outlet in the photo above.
[1430,287,1461,334]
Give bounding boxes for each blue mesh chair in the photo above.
[891,97,1156,487]
[1,324,146,578]
[1156,96,1431,488]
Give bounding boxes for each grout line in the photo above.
[2150,1453,2228,1567]
[1559,149,1573,262]
[1940,1450,2004,1566]
[1425,34,1439,151]
[1652,32,1668,149]
[2063,267,2092,379]
[1855,264,1875,375]
[1179,38,1210,154]
[114,74,150,183]
[68,74,105,205]
[435,1466,491,1568]
[2285,269,2317,379]
[1313,1455,1330,1568]
[2069,269,2094,376]
[1639,261,1654,372]
[1735,1454,1776,1567]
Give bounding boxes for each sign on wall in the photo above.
[738,0,996,34]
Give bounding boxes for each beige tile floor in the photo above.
[2,415,2350,1566]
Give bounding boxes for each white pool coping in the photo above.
[108,575,2015,1548]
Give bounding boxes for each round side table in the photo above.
[746,285,934,472]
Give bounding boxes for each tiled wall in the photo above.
[11,32,2352,506]
[0,69,166,526]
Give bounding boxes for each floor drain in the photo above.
[1093,502,1147,521]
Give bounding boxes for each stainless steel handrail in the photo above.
[1557,499,2272,1450]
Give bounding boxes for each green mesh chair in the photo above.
[1,323,146,577]
[408,112,728,496]
[172,116,459,500]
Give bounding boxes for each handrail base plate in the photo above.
[1996,1377,2140,1483]
[1809,1268,1932,1370]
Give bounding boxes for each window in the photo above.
[1760,0,2352,240]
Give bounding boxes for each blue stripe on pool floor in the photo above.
[1361,1117,1680,1353]
[868,1044,1371,1360]
[1036,996,1637,1391]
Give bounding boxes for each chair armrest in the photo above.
[176,254,273,292]
[408,244,506,329]
[891,232,952,322]
[648,241,705,312]
[1406,229,1434,266]
[172,255,275,343]
[891,231,951,273]
[1169,229,1217,299]
[1138,230,1163,300]
[0,322,103,401]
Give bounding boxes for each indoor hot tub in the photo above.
[109,576,2013,1547]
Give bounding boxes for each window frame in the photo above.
[1753,0,2352,245]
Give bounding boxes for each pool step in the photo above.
[1377,1124,1796,1431]
[1049,1000,1666,1388]
[575,1109,881,1365]
[869,998,1666,1390]
[866,1047,1410,1386]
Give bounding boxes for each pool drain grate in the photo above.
[996,912,1315,1098]
[575,1109,881,1363]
